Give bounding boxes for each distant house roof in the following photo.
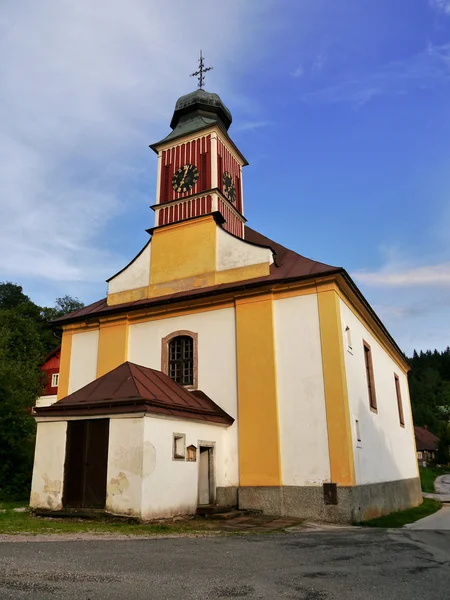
[414,426,440,452]
[40,346,61,367]
[34,361,234,426]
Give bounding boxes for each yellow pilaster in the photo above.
[96,320,129,378]
[317,285,356,486]
[57,330,72,400]
[149,216,217,295]
[236,295,281,486]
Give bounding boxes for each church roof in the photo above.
[150,89,235,152]
[52,225,342,326]
[34,361,234,425]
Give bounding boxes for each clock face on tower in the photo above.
[222,171,236,203]
[172,164,199,193]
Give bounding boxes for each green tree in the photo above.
[0,310,44,499]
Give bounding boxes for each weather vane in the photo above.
[190,50,213,90]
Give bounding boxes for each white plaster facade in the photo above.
[274,294,331,486]
[128,307,239,488]
[30,415,226,519]
[216,227,273,272]
[107,242,151,295]
[340,299,419,486]
[30,421,67,510]
[68,330,99,394]
[35,394,57,408]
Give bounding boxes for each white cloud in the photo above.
[235,121,273,132]
[430,0,450,15]
[0,0,273,297]
[291,66,305,78]
[354,264,450,287]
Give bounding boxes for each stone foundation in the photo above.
[216,486,238,507]
[238,477,422,523]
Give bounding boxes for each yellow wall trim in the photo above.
[57,332,72,400]
[150,215,217,287]
[96,322,129,378]
[317,286,356,486]
[236,295,282,486]
[216,262,269,285]
[107,286,149,307]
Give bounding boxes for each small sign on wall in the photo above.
[187,445,197,462]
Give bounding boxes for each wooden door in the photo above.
[198,447,211,505]
[63,419,109,509]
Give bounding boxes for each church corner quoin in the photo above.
[30,81,421,523]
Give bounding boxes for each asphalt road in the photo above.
[0,528,449,600]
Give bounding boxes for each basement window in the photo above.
[173,434,186,461]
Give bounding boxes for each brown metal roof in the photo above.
[52,225,341,326]
[34,362,234,425]
[414,426,440,452]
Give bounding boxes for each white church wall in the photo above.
[340,300,418,486]
[128,307,239,487]
[216,226,273,272]
[107,242,151,295]
[141,415,226,519]
[106,417,145,517]
[30,420,67,510]
[35,394,58,408]
[274,294,331,486]
[68,330,99,394]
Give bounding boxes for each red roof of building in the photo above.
[34,361,234,426]
[414,426,440,452]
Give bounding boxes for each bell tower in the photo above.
[150,55,248,238]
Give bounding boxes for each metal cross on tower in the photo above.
[190,50,213,90]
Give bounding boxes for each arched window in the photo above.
[161,330,198,388]
[168,335,194,386]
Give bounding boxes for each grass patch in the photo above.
[0,502,218,536]
[362,498,442,528]
[419,466,450,493]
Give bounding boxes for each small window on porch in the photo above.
[173,434,186,460]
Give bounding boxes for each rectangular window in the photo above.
[51,373,59,388]
[417,451,423,459]
[363,341,377,411]
[173,434,186,460]
[394,374,405,426]
[355,419,362,445]
[345,326,353,353]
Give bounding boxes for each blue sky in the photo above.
[1,0,450,354]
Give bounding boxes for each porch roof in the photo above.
[34,362,234,426]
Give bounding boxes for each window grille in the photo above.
[169,336,194,386]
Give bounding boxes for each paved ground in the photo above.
[406,505,450,530]
[0,527,449,600]
[423,474,450,503]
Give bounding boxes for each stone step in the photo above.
[204,510,246,520]
[196,505,235,515]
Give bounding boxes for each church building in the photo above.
[30,70,421,523]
